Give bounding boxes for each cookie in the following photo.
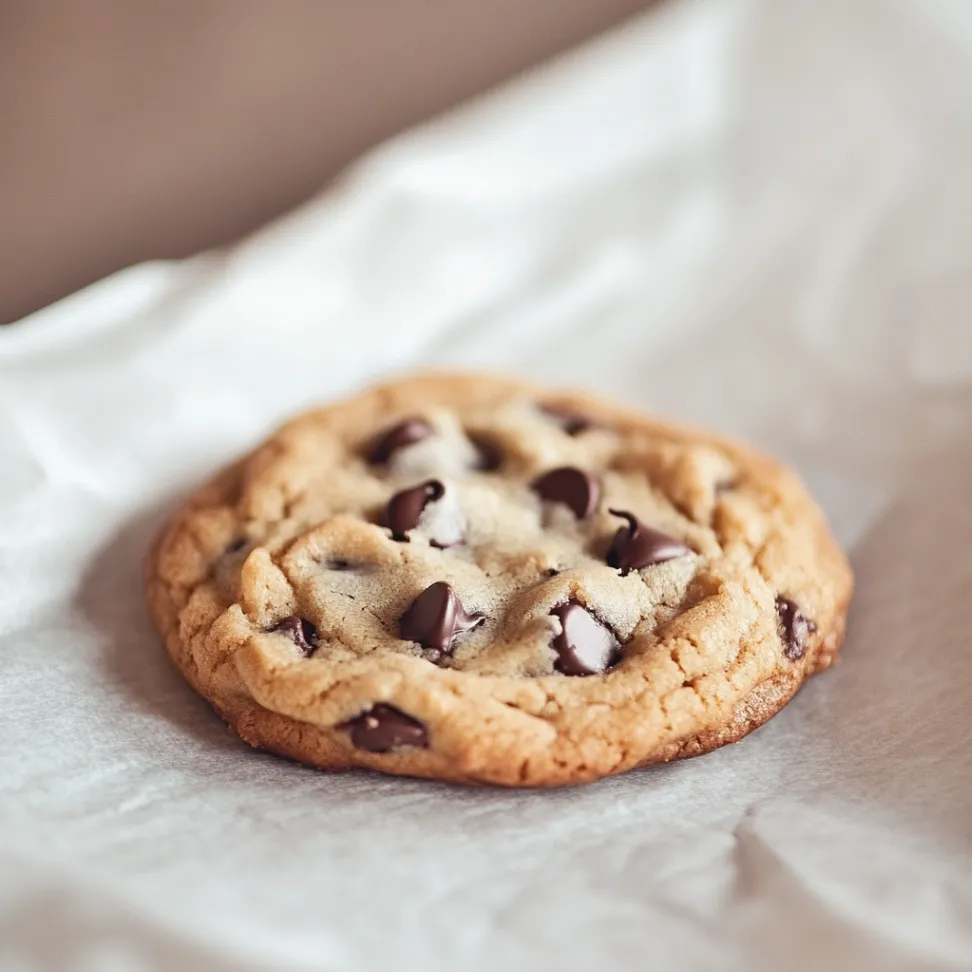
[147,373,853,787]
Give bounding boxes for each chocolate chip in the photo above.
[224,537,248,555]
[715,478,738,496]
[550,602,621,676]
[385,480,446,542]
[400,581,484,654]
[343,704,428,753]
[273,615,320,656]
[539,403,595,436]
[326,558,353,571]
[468,432,503,472]
[532,467,600,519]
[776,597,817,660]
[368,418,434,464]
[606,509,691,575]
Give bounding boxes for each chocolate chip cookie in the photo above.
[147,374,853,786]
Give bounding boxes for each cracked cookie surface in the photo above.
[146,373,853,787]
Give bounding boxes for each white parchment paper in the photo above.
[1,0,970,969]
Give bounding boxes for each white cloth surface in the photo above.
[1,0,971,969]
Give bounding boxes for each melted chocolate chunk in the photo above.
[539,403,595,436]
[532,467,600,519]
[343,704,428,752]
[273,615,320,656]
[385,480,446,542]
[368,418,434,464]
[400,582,484,654]
[606,509,691,575]
[224,537,248,555]
[550,602,621,676]
[776,597,817,660]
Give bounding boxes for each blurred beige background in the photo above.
[0,0,652,323]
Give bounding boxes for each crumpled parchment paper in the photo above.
[1,0,970,968]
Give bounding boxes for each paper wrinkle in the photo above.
[1,0,970,968]
[0,852,343,972]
